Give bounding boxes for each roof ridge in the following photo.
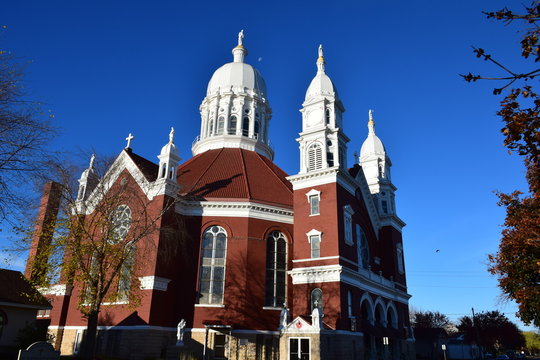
[238,149,252,199]
[189,148,223,191]
[256,153,293,194]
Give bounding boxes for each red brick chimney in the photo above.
[25,181,62,284]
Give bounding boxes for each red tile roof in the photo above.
[177,148,293,208]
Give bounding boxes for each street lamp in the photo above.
[442,344,447,360]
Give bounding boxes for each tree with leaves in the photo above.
[458,311,525,354]
[462,2,540,328]
[23,152,182,360]
[411,310,453,330]
[0,28,56,223]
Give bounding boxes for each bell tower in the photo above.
[297,45,348,173]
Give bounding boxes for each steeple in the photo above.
[297,45,348,174]
[359,110,396,216]
[76,154,98,202]
[158,127,180,181]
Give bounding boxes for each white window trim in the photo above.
[306,229,322,242]
[306,229,322,259]
[306,189,321,216]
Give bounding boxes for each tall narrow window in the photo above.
[199,226,227,304]
[242,116,250,136]
[396,243,404,274]
[310,235,321,258]
[325,108,331,124]
[306,189,321,216]
[307,143,322,171]
[265,231,287,307]
[343,205,354,245]
[356,225,370,269]
[230,115,237,134]
[217,116,225,135]
[117,245,135,302]
[0,310,6,340]
[254,120,260,137]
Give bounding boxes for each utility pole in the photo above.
[472,308,483,360]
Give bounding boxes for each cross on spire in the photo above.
[125,133,134,149]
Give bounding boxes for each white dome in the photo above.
[360,133,386,159]
[207,62,267,98]
[160,142,179,157]
[305,72,337,100]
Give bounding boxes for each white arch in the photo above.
[374,297,387,327]
[359,293,374,325]
[386,301,399,329]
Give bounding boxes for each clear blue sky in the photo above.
[2,0,536,331]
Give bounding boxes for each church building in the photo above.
[26,32,415,360]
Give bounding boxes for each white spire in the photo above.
[232,30,247,63]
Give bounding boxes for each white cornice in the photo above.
[288,264,411,304]
[39,284,73,297]
[139,276,171,291]
[176,200,294,224]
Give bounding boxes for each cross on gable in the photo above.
[125,133,134,149]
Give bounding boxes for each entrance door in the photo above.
[289,338,310,360]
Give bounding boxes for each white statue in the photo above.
[176,319,186,345]
[169,127,175,143]
[238,30,244,46]
[279,306,289,330]
[318,44,323,58]
[312,306,321,329]
[369,109,374,121]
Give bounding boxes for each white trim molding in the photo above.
[288,264,411,304]
[306,229,322,243]
[176,200,293,224]
[139,276,171,291]
[39,284,73,297]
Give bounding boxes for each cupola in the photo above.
[192,31,273,159]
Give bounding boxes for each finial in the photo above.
[368,109,375,134]
[89,154,95,169]
[125,133,134,149]
[317,44,325,73]
[238,29,244,47]
[169,127,175,143]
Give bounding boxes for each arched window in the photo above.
[396,243,404,274]
[356,225,370,269]
[265,231,287,307]
[307,143,323,171]
[254,120,260,137]
[325,108,331,124]
[230,115,237,135]
[242,116,250,136]
[199,226,227,304]
[217,116,225,135]
[117,244,135,302]
[208,119,214,136]
[311,288,323,312]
